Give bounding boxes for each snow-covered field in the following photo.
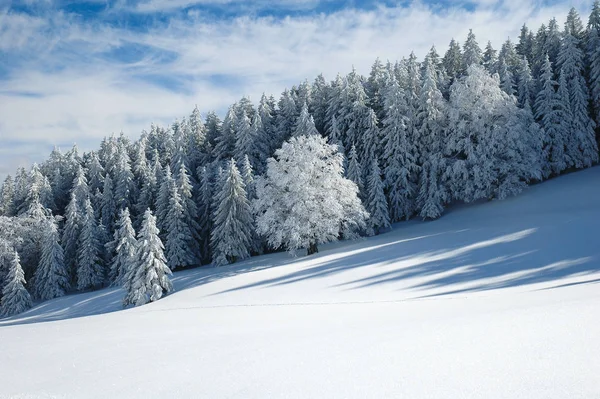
[1,167,599,399]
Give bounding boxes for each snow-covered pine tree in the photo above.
[108,208,137,286]
[294,102,319,137]
[214,105,237,162]
[557,29,599,168]
[155,165,175,234]
[62,191,81,281]
[33,216,69,300]
[234,108,256,165]
[123,209,172,307]
[76,198,104,291]
[176,161,201,259]
[187,105,208,172]
[381,73,418,221]
[346,144,365,197]
[100,175,117,234]
[416,55,448,219]
[462,29,482,70]
[254,135,368,255]
[483,41,498,75]
[165,183,196,270]
[534,54,570,177]
[365,157,391,235]
[516,57,535,109]
[210,159,253,266]
[197,166,214,263]
[587,1,600,130]
[443,38,463,91]
[0,175,15,217]
[0,250,32,317]
[113,142,135,212]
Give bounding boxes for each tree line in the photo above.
[0,5,599,316]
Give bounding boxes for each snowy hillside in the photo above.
[1,166,599,399]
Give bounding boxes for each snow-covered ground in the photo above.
[1,167,599,399]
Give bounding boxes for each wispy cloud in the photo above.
[0,0,594,179]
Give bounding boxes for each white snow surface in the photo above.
[1,167,600,399]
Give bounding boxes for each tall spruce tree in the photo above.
[33,216,69,300]
[1,250,32,317]
[76,198,104,291]
[108,208,137,286]
[365,157,391,235]
[210,159,253,266]
[124,209,172,307]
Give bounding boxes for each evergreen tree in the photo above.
[443,38,463,85]
[33,216,69,300]
[155,165,175,234]
[462,29,482,69]
[294,102,319,137]
[516,57,535,108]
[100,175,117,234]
[0,175,15,217]
[210,159,253,266]
[516,24,534,63]
[62,192,81,280]
[346,144,365,197]
[416,56,448,219]
[108,208,137,286]
[534,55,570,177]
[113,143,135,211]
[124,209,172,307]
[214,106,237,161]
[197,166,214,263]
[381,74,418,221]
[165,184,196,270]
[587,1,600,133]
[558,30,599,168]
[1,250,32,317]
[76,198,104,291]
[483,41,498,75]
[365,157,391,235]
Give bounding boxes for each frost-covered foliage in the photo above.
[446,65,541,202]
[123,209,172,307]
[254,135,368,255]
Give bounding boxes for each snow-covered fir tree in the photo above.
[33,216,69,300]
[0,175,16,217]
[210,159,253,266]
[254,135,368,255]
[557,27,598,168]
[534,54,570,177]
[365,157,391,235]
[346,144,365,197]
[108,208,137,286]
[165,183,197,270]
[1,250,32,317]
[76,198,104,291]
[123,209,172,307]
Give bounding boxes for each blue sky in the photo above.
[0,0,593,180]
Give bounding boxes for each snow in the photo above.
[1,167,600,398]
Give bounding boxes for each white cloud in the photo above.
[0,0,595,179]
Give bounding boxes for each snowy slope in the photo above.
[1,167,599,399]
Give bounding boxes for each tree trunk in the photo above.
[307,242,319,256]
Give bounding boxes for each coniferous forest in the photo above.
[1,5,600,316]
